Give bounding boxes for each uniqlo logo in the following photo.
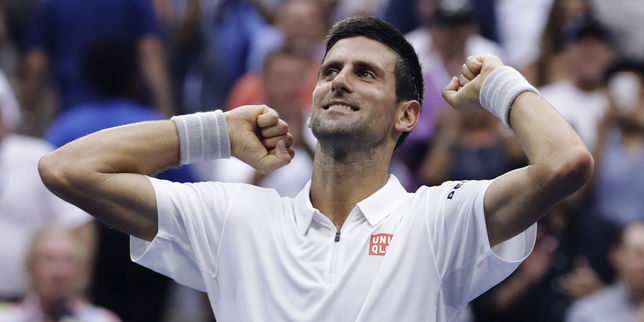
[369,233,393,256]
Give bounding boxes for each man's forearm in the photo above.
[510,92,592,185]
[51,120,180,175]
[484,92,593,244]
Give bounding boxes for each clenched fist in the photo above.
[442,54,504,110]
[225,105,295,174]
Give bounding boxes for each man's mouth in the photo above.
[323,102,359,112]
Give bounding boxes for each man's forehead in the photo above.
[323,36,398,66]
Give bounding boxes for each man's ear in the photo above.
[394,100,421,133]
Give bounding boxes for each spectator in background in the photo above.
[494,0,554,69]
[590,0,644,62]
[381,0,419,34]
[20,0,174,136]
[418,109,525,186]
[588,61,644,226]
[523,0,593,87]
[177,0,267,114]
[0,69,94,302]
[43,35,195,322]
[0,67,20,131]
[331,0,389,21]
[247,0,327,73]
[202,48,314,198]
[566,222,644,322]
[0,226,120,322]
[0,0,41,87]
[383,0,498,40]
[227,0,323,111]
[399,0,506,189]
[539,16,614,151]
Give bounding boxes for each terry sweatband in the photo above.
[479,66,539,128]
[171,109,231,165]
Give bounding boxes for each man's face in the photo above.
[29,231,81,303]
[310,36,400,149]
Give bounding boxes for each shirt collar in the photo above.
[294,181,315,235]
[294,175,409,235]
[356,175,408,226]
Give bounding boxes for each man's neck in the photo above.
[309,144,391,230]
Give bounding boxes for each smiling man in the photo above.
[38,17,593,321]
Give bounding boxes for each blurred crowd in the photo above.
[0,0,644,321]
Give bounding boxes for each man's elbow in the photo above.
[549,146,594,191]
[38,151,75,194]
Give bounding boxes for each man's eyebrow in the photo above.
[318,60,342,78]
[353,61,384,77]
[320,60,342,70]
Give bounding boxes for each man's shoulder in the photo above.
[413,180,490,202]
[404,180,492,224]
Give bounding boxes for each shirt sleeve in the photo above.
[426,180,536,306]
[130,177,241,291]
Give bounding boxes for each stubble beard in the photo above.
[311,115,382,163]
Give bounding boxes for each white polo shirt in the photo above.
[131,175,536,321]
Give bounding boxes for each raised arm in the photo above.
[38,105,294,241]
[442,55,594,246]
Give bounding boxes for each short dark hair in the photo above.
[324,16,424,148]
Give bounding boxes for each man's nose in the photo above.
[331,68,352,93]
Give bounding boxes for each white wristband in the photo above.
[171,109,231,165]
[479,66,539,128]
